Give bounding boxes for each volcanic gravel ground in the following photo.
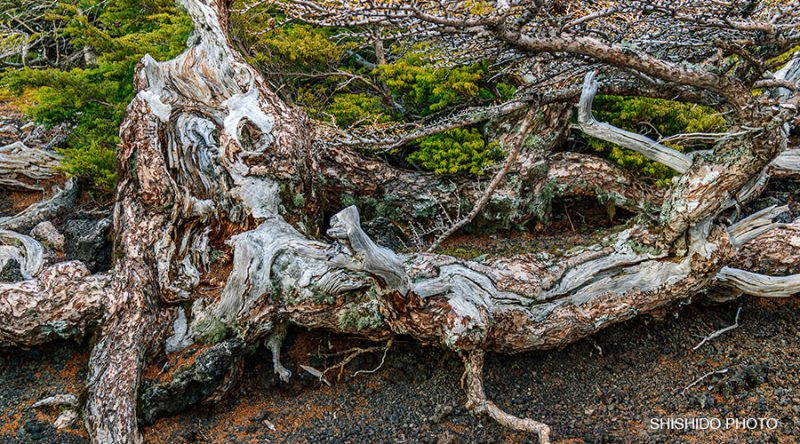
[1,297,799,443]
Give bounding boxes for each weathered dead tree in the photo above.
[1,1,800,443]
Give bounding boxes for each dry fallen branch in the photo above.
[577,71,693,173]
[681,367,730,395]
[692,306,742,351]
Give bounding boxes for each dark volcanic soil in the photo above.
[1,297,798,444]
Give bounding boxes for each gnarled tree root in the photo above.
[463,350,551,444]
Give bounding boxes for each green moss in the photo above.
[625,240,663,256]
[194,319,230,344]
[338,290,384,331]
[292,192,306,208]
[437,246,484,260]
[209,249,223,263]
[311,290,337,305]
[530,178,558,224]
[340,192,403,221]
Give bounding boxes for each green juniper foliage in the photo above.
[1,0,191,191]
[584,96,726,187]
[1,0,739,190]
[408,128,503,175]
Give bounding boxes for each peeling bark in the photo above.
[0,141,61,191]
[0,178,78,232]
[0,261,107,347]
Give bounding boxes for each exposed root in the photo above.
[31,394,79,409]
[266,323,292,382]
[31,394,80,430]
[351,338,392,378]
[681,367,730,395]
[462,350,551,444]
[322,338,393,380]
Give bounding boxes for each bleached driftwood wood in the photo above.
[0,229,45,279]
[324,205,411,294]
[716,267,800,297]
[771,148,800,178]
[727,205,789,248]
[577,71,693,174]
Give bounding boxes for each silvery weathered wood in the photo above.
[727,205,789,248]
[577,71,693,174]
[0,229,44,279]
[717,266,800,297]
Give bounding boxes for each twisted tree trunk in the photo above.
[0,1,798,443]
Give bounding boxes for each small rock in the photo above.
[23,419,47,440]
[0,258,23,282]
[30,221,65,251]
[436,431,457,444]
[63,217,112,271]
[250,410,271,422]
[429,404,454,423]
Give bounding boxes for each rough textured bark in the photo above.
[0,0,798,443]
[0,178,78,232]
[0,261,107,347]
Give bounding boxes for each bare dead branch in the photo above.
[693,306,742,351]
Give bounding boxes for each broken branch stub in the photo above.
[326,205,410,294]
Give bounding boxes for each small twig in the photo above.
[352,338,393,377]
[681,367,729,395]
[692,306,742,351]
[321,338,393,380]
[563,203,576,233]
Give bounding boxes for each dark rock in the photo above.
[430,404,454,423]
[0,258,23,282]
[724,364,769,393]
[139,338,245,424]
[62,217,112,272]
[362,217,404,250]
[23,419,48,440]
